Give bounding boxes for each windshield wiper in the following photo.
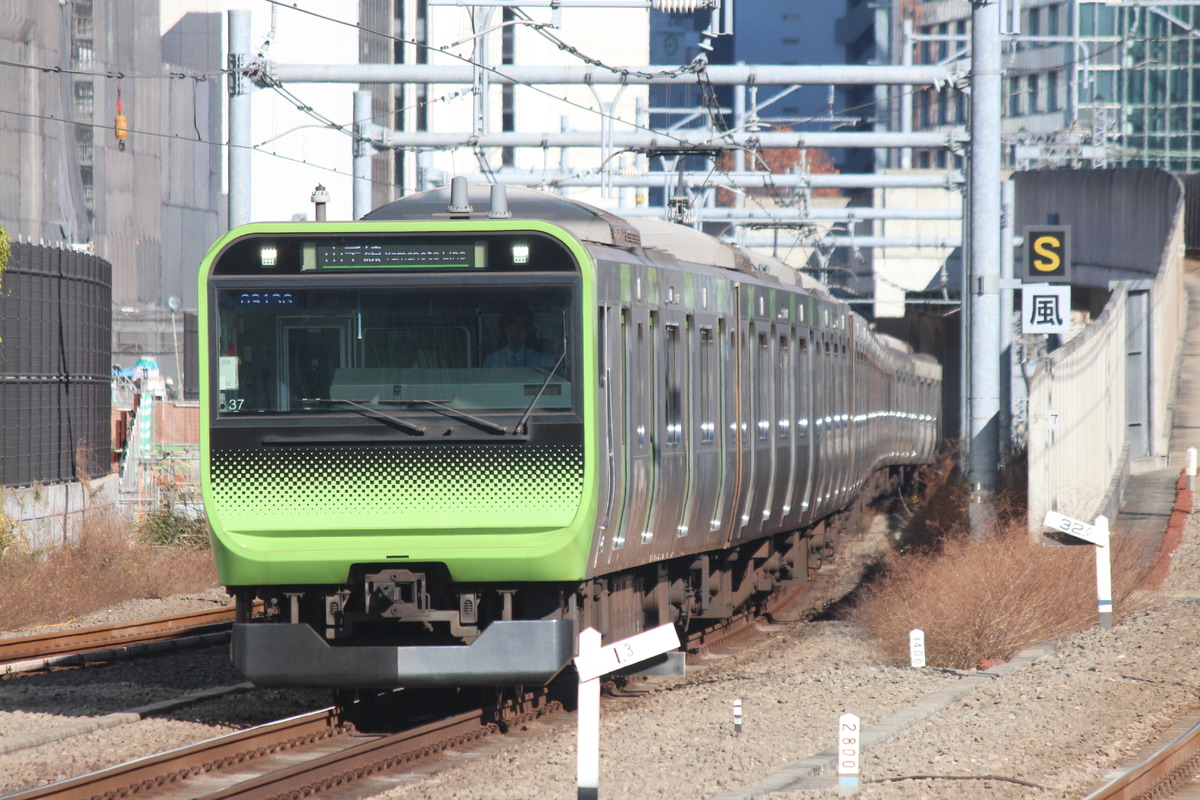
[303,398,426,436]
[514,351,567,435]
[385,399,509,435]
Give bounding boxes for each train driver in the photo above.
[483,309,552,368]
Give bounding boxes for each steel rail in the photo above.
[684,574,828,660]
[0,573,843,800]
[0,688,559,800]
[180,588,804,800]
[0,522,860,800]
[0,607,239,668]
[1079,711,1200,800]
[0,707,345,800]
[194,707,510,800]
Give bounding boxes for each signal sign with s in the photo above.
[1022,226,1071,283]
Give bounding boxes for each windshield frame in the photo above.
[207,270,584,432]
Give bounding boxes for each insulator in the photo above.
[652,0,703,11]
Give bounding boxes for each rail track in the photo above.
[1081,710,1200,800]
[0,607,238,676]
[0,574,833,800]
[2,685,559,800]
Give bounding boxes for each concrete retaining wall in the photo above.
[1022,169,1186,532]
[2,475,124,551]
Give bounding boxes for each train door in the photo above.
[758,325,779,528]
[885,363,895,461]
[828,332,842,510]
[734,319,768,542]
[613,304,654,557]
[772,326,796,528]
[594,304,627,567]
[917,377,928,458]
[810,328,829,517]
[824,332,837,510]
[648,309,688,558]
[842,335,855,501]
[278,319,351,411]
[794,327,815,527]
[720,310,745,545]
[847,340,859,497]
[924,377,938,458]
[835,332,850,506]
[683,316,724,548]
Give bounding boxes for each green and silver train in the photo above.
[199,179,941,689]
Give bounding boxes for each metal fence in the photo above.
[1023,169,1186,532]
[0,242,112,487]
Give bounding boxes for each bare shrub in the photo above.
[895,443,1031,555]
[0,503,217,633]
[853,523,1154,669]
[138,507,210,549]
[895,444,968,555]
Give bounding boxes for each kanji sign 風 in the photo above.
[1022,283,1070,334]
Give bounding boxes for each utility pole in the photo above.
[228,10,252,229]
[968,0,1003,536]
[353,90,374,220]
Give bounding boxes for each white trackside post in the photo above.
[1044,510,1114,630]
[1188,446,1197,491]
[909,629,926,668]
[572,622,680,799]
[577,627,601,800]
[1094,515,1112,631]
[838,712,861,795]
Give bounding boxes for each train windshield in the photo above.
[212,284,576,418]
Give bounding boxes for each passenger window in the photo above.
[777,335,791,439]
[665,324,683,445]
[699,327,715,443]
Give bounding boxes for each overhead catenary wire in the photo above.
[0,1,980,231]
[254,0,977,237]
[256,0,822,231]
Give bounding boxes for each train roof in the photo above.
[873,331,915,354]
[632,218,831,298]
[364,183,644,248]
[363,182,830,298]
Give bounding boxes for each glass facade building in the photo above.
[907,1,1200,171]
[1108,3,1200,170]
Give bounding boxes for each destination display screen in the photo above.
[312,242,483,270]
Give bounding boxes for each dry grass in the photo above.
[0,503,217,633]
[852,527,1153,669]
[853,447,1155,669]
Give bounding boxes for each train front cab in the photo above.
[198,221,601,688]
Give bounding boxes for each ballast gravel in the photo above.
[376,506,1200,800]
[0,591,331,795]
[0,506,1198,800]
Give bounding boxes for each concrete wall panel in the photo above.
[1024,168,1186,533]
